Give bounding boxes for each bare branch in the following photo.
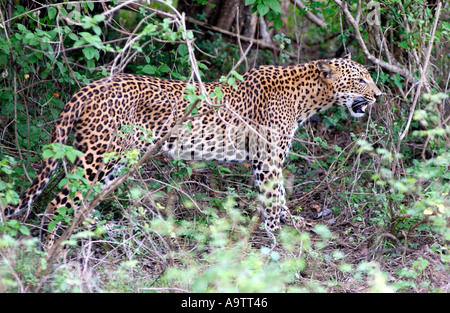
[333,0,416,83]
[291,0,327,28]
[398,2,442,142]
[184,16,298,58]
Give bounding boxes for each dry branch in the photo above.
[333,0,416,83]
[398,2,442,142]
[184,16,298,59]
[291,0,327,28]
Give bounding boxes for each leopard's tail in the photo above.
[9,91,87,217]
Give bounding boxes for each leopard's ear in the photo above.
[317,61,338,81]
[342,52,351,60]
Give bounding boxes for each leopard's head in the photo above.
[317,54,382,118]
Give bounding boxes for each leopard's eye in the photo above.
[359,79,366,84]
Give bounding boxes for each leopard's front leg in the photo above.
[252,160,308,233]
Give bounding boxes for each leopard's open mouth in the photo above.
[351,97,370,115]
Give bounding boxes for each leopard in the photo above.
[6,54,381,242]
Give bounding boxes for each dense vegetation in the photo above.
[0,0,448,292]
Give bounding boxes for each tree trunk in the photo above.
[215,0,240,31]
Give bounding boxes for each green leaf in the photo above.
[48,221,57,231]
[7,219,19,229]
[92,25,102,36]
[66,148,84,163]
[143,24,157,35]
[141,64,157,75]
[245,0,256,5]
[177,44,188,57]
[213,87,224,101]
[57,206,67,217]
[58,178,68,188]
[197,62,208,70]
[270,251,281,261]
[260,246,271,254]
[73,39,86,48]
[59,7,67,16]
[185,93,198,105]
[87,2,95,11]
[48,7,57,20]
[272,17,283,29]
[5,189,19,205]
[0,181,6,192]
[19,225,30,236]
[185,165,192,176]
[257,3,270,16]
[93,14,106,23]
[265,0,282,13]
[87,59,95,69]
[24,32,39,46]
[313,224,333,240]
[68,33,79,41]
[218,166,232,175]
[158,64,171,73]
[54,149,66,159]
[16,23,27,32]
[399,41,408,49]
[230,70,244,81]
[42,148,54,159]
[82,46,96,60]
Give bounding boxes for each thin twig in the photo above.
[398,2,442,142]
